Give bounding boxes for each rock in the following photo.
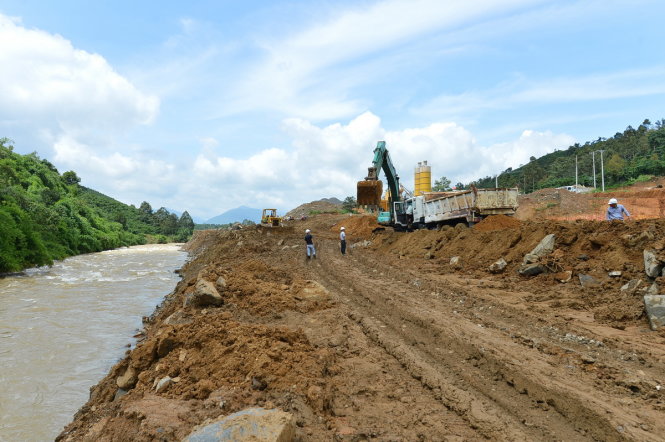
[644,250,664,278]
[518,263,546,276]
[523,253,540,265]
[185,279,224,308]
[450,256,462,269]
[157,337,176,358]
[155,376,172,393]
[489,258,508,274]
[164,310,193,326]
[646,282,660,296]
[114,388,128,401]
[621,279,643,293]
[424,251,434,260]
[182,408,295,442]
[553,270,572,283]
[251,377,268,391]
[116,366,137,390]
[577,254,590,261]
[277,239,284,246]
[608,271,622,277]
[216,276,227,290]
[578,274,601,288]
[523,234,556,264]
[644,295,665,330]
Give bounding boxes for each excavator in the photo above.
[357,141,409,229]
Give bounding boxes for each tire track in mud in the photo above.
[305,239,628,441]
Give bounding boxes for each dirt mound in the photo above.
[474,214,522,231]
[60,208,665,441]
[285,198,342,218]
[330,215,382,239]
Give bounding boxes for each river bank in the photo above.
[59,214,665,440]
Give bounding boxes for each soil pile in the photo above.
[285,198,342,218]
[474,214,522,231]
[330,215,382,239]
[60,197,665,440]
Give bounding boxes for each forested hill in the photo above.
[472,118,665,192]
[0,138,194,273]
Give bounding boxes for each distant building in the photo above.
[556,185,592,194]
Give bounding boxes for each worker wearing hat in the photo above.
[606,198,631,221]
[339,226,347,255]
[304,229,316,259]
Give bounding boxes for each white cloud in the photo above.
[170,112,573,218]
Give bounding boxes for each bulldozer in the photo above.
[261,209,282,227]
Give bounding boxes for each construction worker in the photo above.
[304,229,316,259]
[340,226,346,255]
[606,198,631,221]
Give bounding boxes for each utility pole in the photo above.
[495,175,498,188]
[591,151,597,188]
[598,149,606,191]
[575,155,578,190]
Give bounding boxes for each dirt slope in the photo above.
[59,213,665,441]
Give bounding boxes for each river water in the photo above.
[0,244,187,441]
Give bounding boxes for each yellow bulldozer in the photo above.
[261,209,282,227]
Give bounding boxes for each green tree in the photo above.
[342,196,357,212]
[432,176,451,191]
[62,170,81,185]
[178,211,195,232]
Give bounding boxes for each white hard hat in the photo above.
[340,226,345,230]
[305,229,311,233]
[608,198,618,205]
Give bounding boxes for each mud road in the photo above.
[59,214,665,441]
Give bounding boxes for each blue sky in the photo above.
[0,0,663,220]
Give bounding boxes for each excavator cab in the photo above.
[261,209,282,227]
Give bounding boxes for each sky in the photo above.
[0,0,663,221]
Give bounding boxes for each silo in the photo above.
[415,161,431,194]
[414,162,422,195]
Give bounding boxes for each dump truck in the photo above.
[357,141,519,230]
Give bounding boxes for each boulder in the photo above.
[116,366,137,390]
[185,279,224,307]
[216,276,227,290]
[523,254,540,265]
[154,376,172,393]
[518,263,546,276]
[621,279,643,293]
[523,234,556,264]
[644,250,664,278]
[182,407,295,442]
[578,274,601,288]
[644,295,665,330]
[450,256,462,269]
[489,258,508,274]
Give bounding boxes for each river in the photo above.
[0,244,187,441]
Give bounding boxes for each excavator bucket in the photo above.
[357,180,383,206]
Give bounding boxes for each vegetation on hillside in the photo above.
[0,138,194,273]
[471,118,665,192]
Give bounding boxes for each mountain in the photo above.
[205,206,263,224]
[165,208,205,224]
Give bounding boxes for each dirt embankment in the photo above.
[59,214,665,441]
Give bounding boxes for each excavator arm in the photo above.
[357,141,402,222]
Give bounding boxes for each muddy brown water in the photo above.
[0,244,187,441]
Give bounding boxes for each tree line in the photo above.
[0,138,195,273]
[468,118,665,192]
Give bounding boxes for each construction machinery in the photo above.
[357,141,409,228]
[357,141,519,229]
[261,209,282,227]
